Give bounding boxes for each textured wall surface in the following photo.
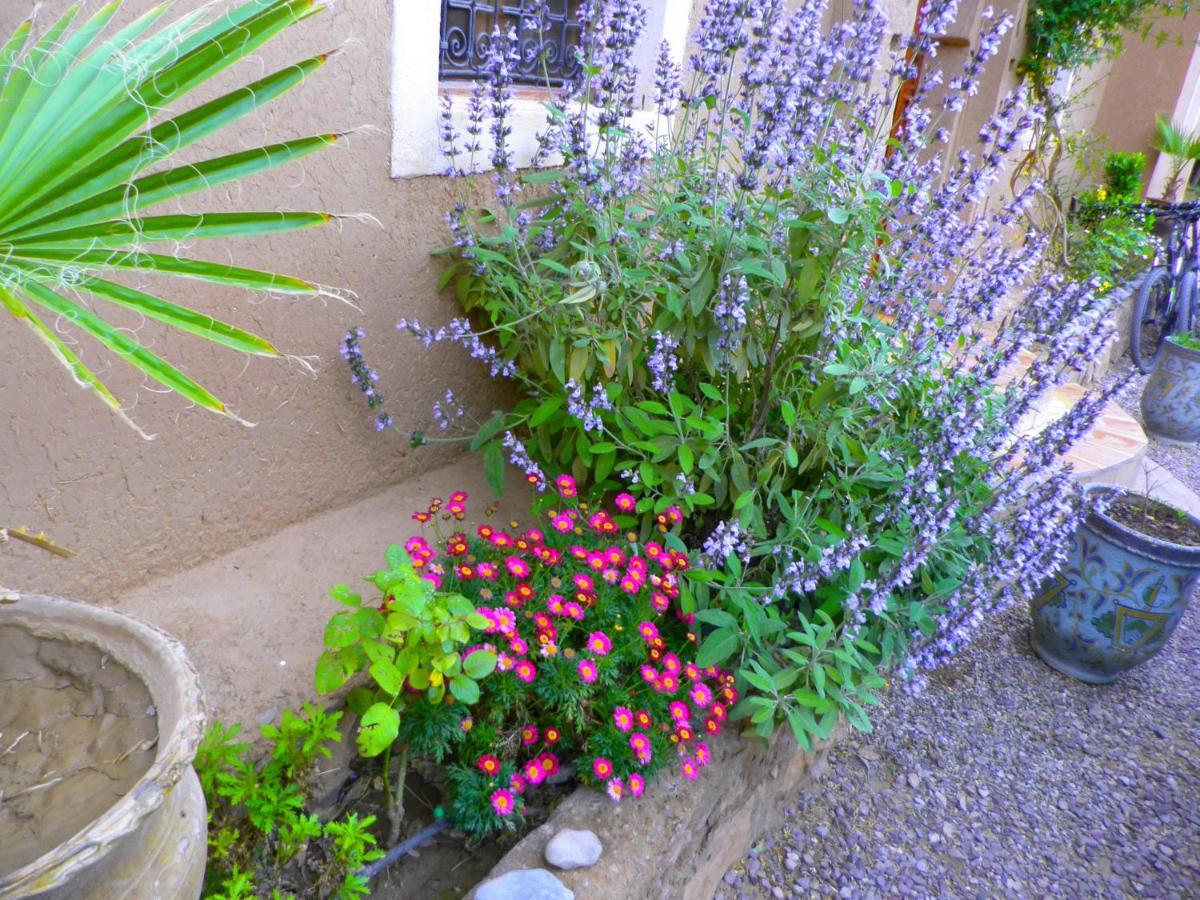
[0,0,508,600]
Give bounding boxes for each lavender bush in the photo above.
[351,0,1123,742]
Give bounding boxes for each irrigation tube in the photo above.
[358,818,451,881]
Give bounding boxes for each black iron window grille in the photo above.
[439,1,584,87]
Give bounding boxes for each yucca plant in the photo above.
[0,0,342,437]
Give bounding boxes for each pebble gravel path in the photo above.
[1103,358,1200,493]
[718,373,1200,899]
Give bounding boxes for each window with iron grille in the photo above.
[439,1,584,87]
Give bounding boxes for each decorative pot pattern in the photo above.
[1140,337,1200,445]
[1030,484,1200,684]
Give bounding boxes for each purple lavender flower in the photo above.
[647,331,680,393]
[565,379,614,432]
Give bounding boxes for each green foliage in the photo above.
[1103,152,1147,201]
[1064,192,1154,289]
[1019,0,1187,88]
[0,0,339,436]
[1155,115,1200,196]
[196,705,383,899]
[325,490,722,840]
[1170,332,1200,350]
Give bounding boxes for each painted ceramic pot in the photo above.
[1140,337,1200,445]
[1030,484,1200,684]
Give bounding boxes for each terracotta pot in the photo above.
[0,593,206,899]
[1030,485,1200,684]
[1140,336,1200,445]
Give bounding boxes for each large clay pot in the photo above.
[0,593,206,899]
[1030,484,1200,684]
[1140,336,1200,445]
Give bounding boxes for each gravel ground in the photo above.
[718,365,1200,900]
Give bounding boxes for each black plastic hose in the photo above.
[358,818,450,881]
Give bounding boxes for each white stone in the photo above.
[544,828,603,870]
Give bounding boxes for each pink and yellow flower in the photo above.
[628,772,646,796]
[689,684,713,708]
[640,665,658,684]
[514,660,537,683]
[491,789,516,817]
[592,757,614,780]
[545,727,561,744]
[551,512,574,533]
[521,725,539,746]
[635,709,653,729]
[614,492,636,512]
[573,573,595,593]
[637,622,660,643]
[680,757,699,781]
[505,556,531,579]
[658,674,679,694]
[612,706,634,732]
[669,701,690,724]
[564,600,586,620]
[523,760,546,785]
[662,653,682,675]
[695,741,711,767]
[538,752,559,777]
[555,474,578,498]
[629,732,652,764]
[606,777,625,802]
[477,754,500,775]
[578,658,599,684]
[586,631,613,656]
[510,773,526,793]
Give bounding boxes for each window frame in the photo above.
[390,0,694,179]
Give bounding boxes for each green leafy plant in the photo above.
[197,704,383,899]
[1155,115,1200,198]
[315,536,494,842]
[1103,151,1147,201]
[320,485,723,841]
[1170,332,1200,350]
[1064,190,1154,290]
[0,0,343,437]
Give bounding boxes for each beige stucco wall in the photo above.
[0,0,509,600]
[1090,14,1200,196]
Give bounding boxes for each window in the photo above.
[391,0,694,179]
[439,1,585,87]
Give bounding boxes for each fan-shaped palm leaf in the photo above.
[0,0,341,436]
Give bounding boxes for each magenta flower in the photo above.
[614,492,636,511]
[593,757,614,780]
[612,706,634,732]
[637,621,660,643]
[640,665,658,684]
[523,760,546,785]
[505,556,531,578]
[629,732,652,764]
[606,777,625,802]
[586,631,613,656]
[515,659,537,683]
[555,474,578,498]
[689,683,713,708]
[680,757,699,781]
[578,658,599,684]
[491,788,516,816]
[564,601,586,620]
[696,741,711,768]
[669,701,690,723]
[629,772,646,796]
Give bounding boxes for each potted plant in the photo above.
[1030,483,1200,683]
[0,0,340,895]
[1140,333,1200,444]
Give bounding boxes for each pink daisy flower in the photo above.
[509,636,529,655]
[650,592,670,613]
[587,552,607,571]
[614,492,636,511]
[510,773,527,793]
[505,556,531,578]
[491,789,516,817]
[640,665,658,684]
[612,706,634,732]
[689,684,713,708]
[638,622,660,643]
[607,778,625,803]
[514,660,537,683]
[593,757,614,780]
[573,573,595,593]
[477,754,500,775]
[662,653,682,675]
[523,760,546,786]
[547,594,567,616]
[586,631,613,656]
[696,741,712,767]
[564,601,585,620]
[555,474,577,498]
[629,732,652,764]
[684,663,701,681]
[669,701,690,723]
[659,674,679,693]
[578,658,598,684]
[538,752,559,777]
[521,725,539,746]
[628,772,646,797]
[681,757,699,781]
[497,652,514,672]
[551,512,574,533]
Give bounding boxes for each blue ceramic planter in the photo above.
[1140,337,1200,445]
[1030,484,1200,684]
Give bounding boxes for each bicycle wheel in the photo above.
[1131,268,1176,373]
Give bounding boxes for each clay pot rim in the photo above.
[1163,335,1200,364]
[1082,483,1200,567]
[0,592,206,895]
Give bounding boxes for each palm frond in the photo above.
[0,0,339,434]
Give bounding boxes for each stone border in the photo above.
[1085,274,1146,386]
[468,725,846,899]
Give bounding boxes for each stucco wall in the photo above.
[0,0,508,600]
